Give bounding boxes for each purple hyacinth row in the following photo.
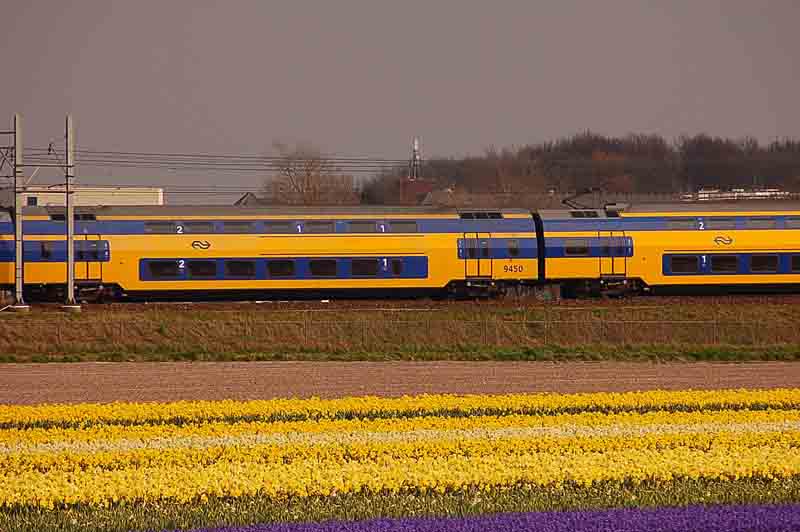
[181,504,800,532]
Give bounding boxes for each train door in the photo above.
[463,232,492,278]
[598,230,627,277]
[75,234,104,282]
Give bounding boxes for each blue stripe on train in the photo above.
[7,218,536,235]
[139,256,429,281]
[663,253,800,276]
[456,238,537,259]
[544,237,634,258]
[0,240,110,262]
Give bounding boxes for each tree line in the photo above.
[264,133,800,205]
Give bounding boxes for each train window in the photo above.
[351,259,379,276]
[223,221,256,233]
[508,239,520,257]
[570,211,599,218]
[183,222,214,234]
[705,217,737,230]
[392,259,404,276]
[188,260,217,278]
[564,238,590,256]
[224,260,256,278]
[40,241,54,260]
[467,241,477,259]
[389,221,418,233]
[459,213,475,219]
[792,256,800,273]
[785,217,800,229]
[670,256,699,274]
[80,241,100,261]
[667,218,696,230]
[309,259,337,277]
[487,212,503,219]
[144,222,176,234]
[348,221,377,233]
[746,218,777,229]
[480,240,490,258]
[750,255,778,273]
[263,221,293,234]
[148,261,181,278]
[304,221,334,233]
[267,260,295,277]
[710,255,738,273]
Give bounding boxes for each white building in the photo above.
[0,185,164,207]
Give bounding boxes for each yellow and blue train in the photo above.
[1,202,799,301]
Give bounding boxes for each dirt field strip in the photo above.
[0,361,798,405]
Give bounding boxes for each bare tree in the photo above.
[265,141,359,205]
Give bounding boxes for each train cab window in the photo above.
[746,218,776,229]
[309,259,337,277]
[508,239,520,258]
[792,256,800,273]
[391,259,404,276]
[304,221,334,233]
[670,256,699,274]
[182,222,214,234]
[223,221,256,233]
[267,260,295,277]
[348,221,377,233]
[667,219,696,230]
[148,261,181,279]
[188,260,217,278]
[564,238,590,256]
[224,260,256,278]
[710,255,738,273]
[785,217,800,229]
[351,259,379,276]
[389,221,418,233]
[705,217,737,230]
[40,241,54,260]
[263,221,293,234]
[144,222,176,234]
[750,255,778,273]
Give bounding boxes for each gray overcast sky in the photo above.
[2,1,799,199]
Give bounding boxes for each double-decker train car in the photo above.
[0,206,538,300]
[619,202,800,293]
[3,201,800,301]
[536,201,800,295]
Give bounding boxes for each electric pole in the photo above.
[63,114,80,311]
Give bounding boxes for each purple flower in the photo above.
[174,504,800,532]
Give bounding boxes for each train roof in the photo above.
[19,205,531,217]
[622,201,800,214]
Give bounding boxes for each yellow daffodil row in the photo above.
[3,407,797,447]
[2,423,797,476]
[2,389,798,509]
[2,444,798,509]
[3,388,799,428]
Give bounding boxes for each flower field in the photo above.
[1,389,799,531]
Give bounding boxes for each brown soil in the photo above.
[0,361,797,405]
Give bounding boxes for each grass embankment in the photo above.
[1,299,799,362]
[1,478,798,532]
